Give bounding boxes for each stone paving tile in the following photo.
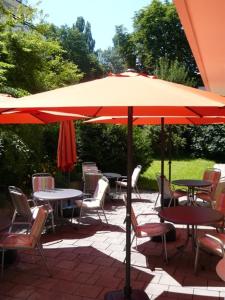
[1,191,225,300]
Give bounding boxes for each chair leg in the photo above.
[9,211,17,233]
[154,193,160,209]
[96,209,102,221]
[162,234,168,263]
[1,249,5,278]
[71,207,75,223]
[101,207,108,224]
[168,197,173,208]
[194,242,200,273]
[50,211,55,232]
[134,186,141,199]
[78,206,83,227]
[37,243,51,277]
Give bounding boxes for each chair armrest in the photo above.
[82,193,92,198]
[83,197,96,202]
[204,234,225,256]
[28,198,37,207]
[137,213,158,217]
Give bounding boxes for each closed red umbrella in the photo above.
[57,120,77,172]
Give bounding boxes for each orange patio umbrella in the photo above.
[85,116,225,125]
[174,0,225,96]
[1,72,225,117]
[2,72,225,300]
[57,120,77,172]
[0,93,87,124]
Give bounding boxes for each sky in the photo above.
[28,0,151,50]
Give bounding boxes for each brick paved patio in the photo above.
[0,192,225,300]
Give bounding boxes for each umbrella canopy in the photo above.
[1,72,225,116]
[0,93,88,124]
[174,0,225,96]
[85,116,225,125]
[0,110,88,124]
[57,120,77,172]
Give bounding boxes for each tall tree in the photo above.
[97,47,126,74]
[133,0,198,79]
[84,21,95,53]
[113,25,136,70]
[50,18,103,81]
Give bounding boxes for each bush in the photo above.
[77,123,153,174]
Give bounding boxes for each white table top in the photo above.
[34,188,83,201]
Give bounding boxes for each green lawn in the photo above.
[140,158,215,191]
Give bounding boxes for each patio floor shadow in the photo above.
[0,191,225,299]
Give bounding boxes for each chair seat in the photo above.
[172,189,187,199]
[198,233,225,257]
[196,192,212,202]
[136,222,172,238]
[81,198,100,208]
[116,181,127,188]
[0,234,35,249]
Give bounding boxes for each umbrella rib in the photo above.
[93,107,104,117]
[186,117,196,125]
[29,111,46,123]
[186,107,203,117]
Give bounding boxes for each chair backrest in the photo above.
[30,206,48,246]
[202,168,221,195]
[84,172,103,195]
[93,176,109,205]
[122,195,138,235]
[215,192,225,215]
[214,179,225,203]
[156,174,172,199]
[32,173,55,192]
[82,162,98,179]
[131,165,142,187]
[8,186,32,219]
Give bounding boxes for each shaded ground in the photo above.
[0,191,225,300]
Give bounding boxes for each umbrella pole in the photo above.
[124,106,133,299]
[160,117,165,210]
[168,125,172,183]
[104,107,149,300]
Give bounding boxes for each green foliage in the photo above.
[0,86,29,97]
[3,30,83,93]
[46,19,103,81]
[0,3,83,93]
[133,0,198,77]
[0,124,59,189]
[77,123,152,175]
[187,125,225,162]
[144,125,188,159]
[0,129,31,186]
[155,57,196,86]
[113,25,136,69]
[97,47,126,74]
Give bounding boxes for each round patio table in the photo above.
[103,172,121,180]
[34,188,83,218]
[172,179,212,205]
[216,258,225,281]
[159,206,223,251]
